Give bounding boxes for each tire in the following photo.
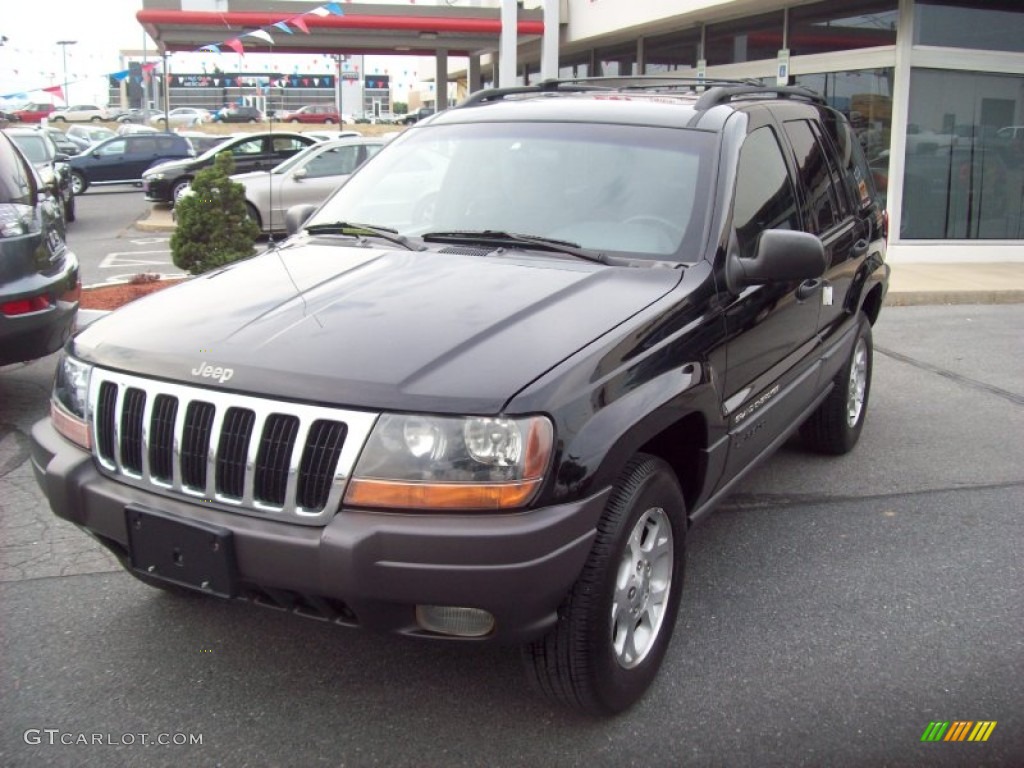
[324,118,334,125]
[171,179,192,205]
[52,116,66,123]
[248,118,257,124]
[70,171,87,196]
[290,118,300,124]
[801,312,873,455]
[244,201,262,230]
[90,116,102,122]
[522,454,686,715]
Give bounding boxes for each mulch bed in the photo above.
[80,278,186,311]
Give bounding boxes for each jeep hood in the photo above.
[71,242,683,413]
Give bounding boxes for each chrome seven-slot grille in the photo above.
[89,369,379,525]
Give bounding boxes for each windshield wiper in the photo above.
[422,230,616,265]
[304,221,423,251]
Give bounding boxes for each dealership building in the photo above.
[139,0,1022,264]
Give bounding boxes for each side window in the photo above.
[0,134,37,206]
[305,146,360,178]
[231,139,263,156]
[126,137,150,155]
[97,139,126,157]
[732,126,800,260]
[273,137,307,153]
[783,119,842,232]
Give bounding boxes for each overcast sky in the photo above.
[0,0,443,104]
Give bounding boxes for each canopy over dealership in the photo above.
[136,0,1023,264]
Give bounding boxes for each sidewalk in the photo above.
[133,207,1024,306]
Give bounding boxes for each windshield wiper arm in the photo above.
[304,221,423,251]
[422,230,614,265]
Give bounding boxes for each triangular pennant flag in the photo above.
[290,16,309,33]
[213,78,220,86]
[42,85,65,102]
[224,38,245,55]
[312,78,320,87]
[246,29,274,45]
[141,62,159,72]
[273,21,293,34]
[325,3,344,14]
[111,69,130,82]
[309,6,331,17]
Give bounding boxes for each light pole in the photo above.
[56,40,76,105]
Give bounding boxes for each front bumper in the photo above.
[31,418,608,643]
[142,177,174,203]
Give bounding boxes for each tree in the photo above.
[170,152,260,275]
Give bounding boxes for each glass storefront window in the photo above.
[793,69,895,205]
[558,56,591,80]
[643,28,701,73]
[705,11,784,65]
[595,43,638,77]
[914,0,1024,53]
[902,69,1024,239]
[789,0,897,55]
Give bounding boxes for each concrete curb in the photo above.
[134,205,176,233]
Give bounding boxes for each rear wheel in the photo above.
[801,312,873,454]
[90,116,102,122]
[522,454,686,715]
[70,171,87,196]
[290,118,300,124]
[324,118,335,125]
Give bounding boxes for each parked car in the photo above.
[176,131,232,155]
[67,132,193,194]
[0,131,79,365]
[40,127,81,157]
[401,106,436,125]
[304,130,362,143]
[3,126,76,223]
[65,124,116,153]
[214,105,265,124]
[116,123,160,136]
[149,107,211,129]
[28,79,889,714]
[142,131,316,204]
[109,107,148,124]
[278,105,342,124]
[9,103,56,123]
[232,137,386,232]
[47,105,110,123]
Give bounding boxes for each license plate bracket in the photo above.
[125,506,236,597]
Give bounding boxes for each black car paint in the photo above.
[68,133,193,192]
[31,89,887,645]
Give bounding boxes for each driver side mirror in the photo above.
[292,167,308,182]
[726,230,826,292]
[285,204,317,236]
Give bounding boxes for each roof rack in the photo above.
[694,85,826,110]
[457,76,763,108]
[456,77,826,111]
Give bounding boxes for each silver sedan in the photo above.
[233,137,386,232]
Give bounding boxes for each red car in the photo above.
[278,105,341,124]
[10,103,57,123]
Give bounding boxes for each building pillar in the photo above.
[500,0,517,87]
[468,55,483,94]
[436,49,449,110]
[541,0,560,81]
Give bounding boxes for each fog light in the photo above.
[416,605,495,638]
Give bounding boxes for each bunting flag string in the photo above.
[0,3,382,101]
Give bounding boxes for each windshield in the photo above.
[306,121,714,260]
[8,135,52,164]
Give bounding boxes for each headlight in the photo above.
[146,171,165,181]
[345,414,553,511]
[51,354,92,449]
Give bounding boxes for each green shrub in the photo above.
[170,152,260,275]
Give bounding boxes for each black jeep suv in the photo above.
[31,79,888,715]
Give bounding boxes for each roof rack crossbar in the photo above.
[694,85,826,110]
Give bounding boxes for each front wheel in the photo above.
[801,312,873,454]
[522,454,686,715]
[171,179,192,205]
[90,116,102,122]
[324,118,334,125]
[70,171,87,196]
